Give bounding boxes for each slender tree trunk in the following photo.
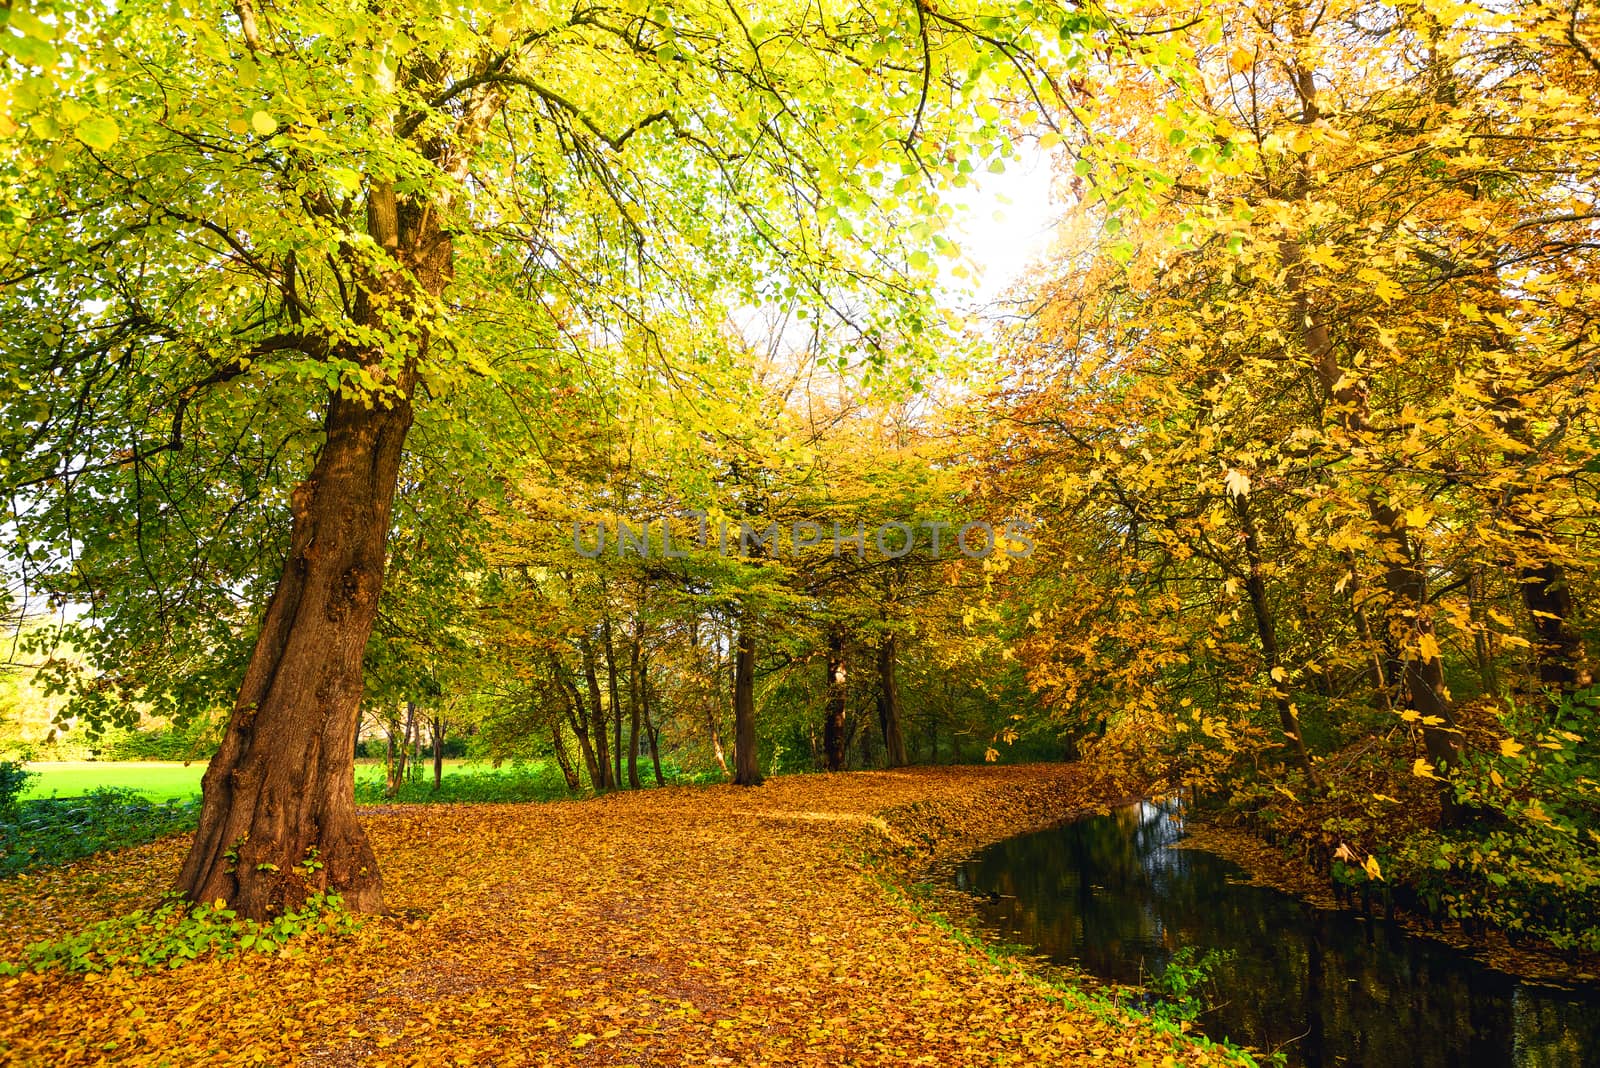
[733,610,763,786]
[602,611,623,789]
[550,724,581,793]
[1466,568,1498,698]
[383,714,399,796]
[391,706,414,794]
[1342,550,1394,711]
[1234,495,1319,784]
[580,635,613,789]
[824,631,847,772]
[407,703,421,785]
[707,706,729,776]
[431,715,445,792]
[627,618,643,789]
[642,663,665,786]
[551,654,599,789]
[877,634,908,768]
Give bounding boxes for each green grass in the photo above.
[20,759,492,802]
[20,761,208,801]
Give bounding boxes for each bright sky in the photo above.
[942,147,1062,309]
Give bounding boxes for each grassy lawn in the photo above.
[19,759,487,802]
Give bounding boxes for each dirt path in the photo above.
[0,765,1247,1066]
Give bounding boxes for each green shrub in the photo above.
[2,891,358,976]
[1147,946,1235,1023]
[0,760,33,812]
[1391,688,1600,952]
[0,787,200,877]
[98,721,220,762]
[354,762,575,804]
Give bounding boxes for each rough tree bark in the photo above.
[175,62,502,915]
[176,376,415,917]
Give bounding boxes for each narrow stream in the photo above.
[955,799,1600,1067]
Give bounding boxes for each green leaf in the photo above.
[76,115,120,151]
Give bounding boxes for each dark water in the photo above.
[955,800,1600,1067]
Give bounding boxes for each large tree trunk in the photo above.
[1522,562,1591,697]
[877,634,908,768]
[733,611,763,786]
[173,68,499,917]
[1493,398,1593,701]
[824,631,847,772]
[176,383,413,918]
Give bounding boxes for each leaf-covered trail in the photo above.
[1,765,1243,1066]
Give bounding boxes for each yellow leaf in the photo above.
[1498,738,1525,759]
[1363,855,1383,881]
[251,111,278,135]
[1412,757,1439,779]
[1224,468,1250,497]
[1416,633,1442,661]
[1228,48,1253,73]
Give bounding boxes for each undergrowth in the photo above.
[1,891,360,976]
[0,787,200,877]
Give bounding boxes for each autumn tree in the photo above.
[2,0,1106,915]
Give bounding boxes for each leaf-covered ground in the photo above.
[0,765,1248,1066]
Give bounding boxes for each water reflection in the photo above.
[955,800,1600,1067]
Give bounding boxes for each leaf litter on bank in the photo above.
[0,765,1255,1066]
